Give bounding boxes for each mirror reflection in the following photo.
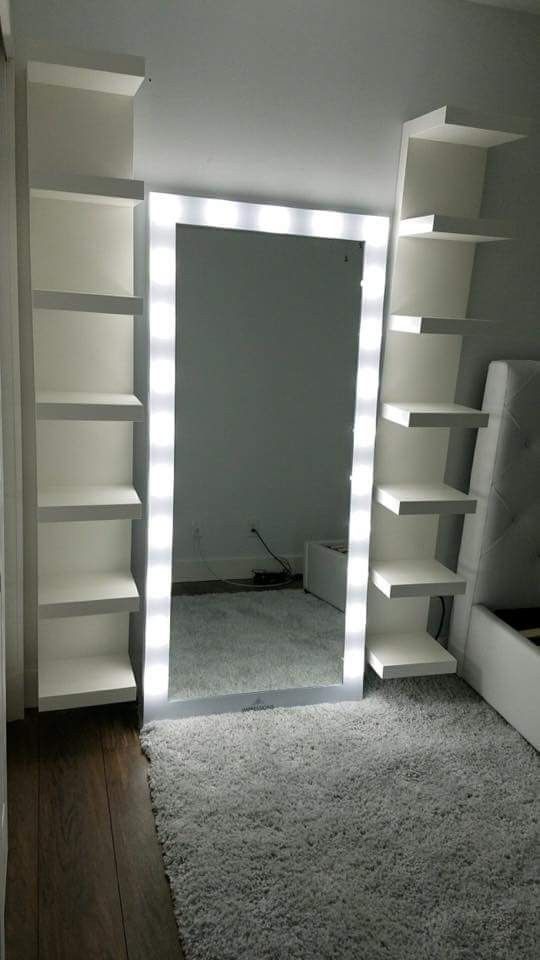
[169,224,363,701]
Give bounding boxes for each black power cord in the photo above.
[435,595,446,641]
[194,526,295,589]
[250,527,293,577]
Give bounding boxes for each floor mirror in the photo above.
[143,194,389,722]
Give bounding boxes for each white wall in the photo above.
[12,0,540,606]
[0,50,24,724]
[0,0,13,58]
[173,225,362,578]
[437,136,540,583]
[0,32,16,947]
[12,1,540,212]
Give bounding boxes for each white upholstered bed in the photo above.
[449,360,540,750]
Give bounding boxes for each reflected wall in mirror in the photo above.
[169,225,363,701]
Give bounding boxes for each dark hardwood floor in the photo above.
[5,703,184,960]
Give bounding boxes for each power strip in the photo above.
[252,569,291,586]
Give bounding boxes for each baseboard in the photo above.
[173,554,304,583]
[6,670,25,721]
[24,666,38,710]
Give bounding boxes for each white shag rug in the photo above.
[141,674,539,960]
[168,590,344,700]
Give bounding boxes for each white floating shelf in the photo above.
[367,632,457,679]
[30,172,144,207]
[371,559,466,599]
[38,485,142,522]
[33,289,143,316]
[28,50,145,97]
[376,483,477,516]
[38,653,136,712]
[389,314,494,336]
[36,391,144,421]
[39,573,140,619]
[406,105,531,149]
[382,402,488,429]
[399,215,510,243]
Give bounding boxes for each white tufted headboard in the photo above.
[449,360,540,667]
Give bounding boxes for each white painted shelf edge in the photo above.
[370,559,467,599]
[28,49,145,97]
[33,289,143,316]
[389,315,494,336]
[28,45,145,712]
[404,105,532,148]
[36,391,144,421]
[38,572,140,618]
[375,482,477,516]
[367,632,457,679]
[38,653,137,711]
[38,485,142,522]
[399,214,511,242]
[30,172,144,206]
[381,401,489,429]
[371,103,532,684]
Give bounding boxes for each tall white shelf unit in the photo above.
[367,105,531,679]
[25,48,145,710]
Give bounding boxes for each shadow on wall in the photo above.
[438,131,540,582]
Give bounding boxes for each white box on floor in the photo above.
[304,541,347,612]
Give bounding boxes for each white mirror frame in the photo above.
[143,192,389,722]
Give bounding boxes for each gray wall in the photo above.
[438,126,540,578]
[173,225,362,570]
[14,0,540,579]
[12,0,540,212]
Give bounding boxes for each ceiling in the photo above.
[463,0,540,12]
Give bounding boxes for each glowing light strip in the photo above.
[144,192,389,719]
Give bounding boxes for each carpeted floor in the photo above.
[168,590,344,700]
[141,673,539,960]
